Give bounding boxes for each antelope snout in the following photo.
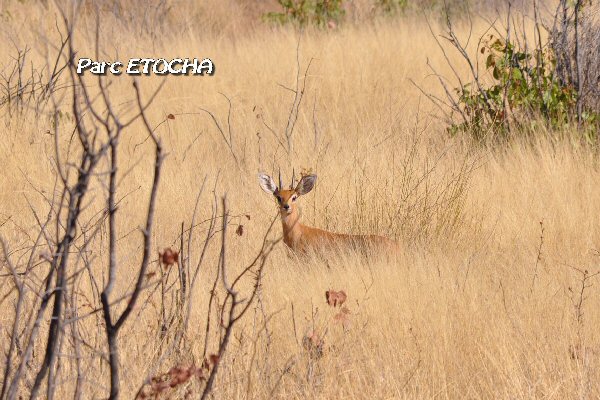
[282,204,290,211]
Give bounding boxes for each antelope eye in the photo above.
[275,195,282,203]
[292,195,297,202]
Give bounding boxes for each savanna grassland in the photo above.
[1,1,600,398]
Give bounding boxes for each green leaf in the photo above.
[486,54,495,69]
[511,68,522,81]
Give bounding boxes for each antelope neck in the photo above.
[280,208,303,239]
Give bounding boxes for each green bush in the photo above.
[424,3,600,142]
[374,0,408,15]
[449,35,590,138]
[263,0,345,27]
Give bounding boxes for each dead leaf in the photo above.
[334,306,351,330]
[325,289,347,307]
[145,272,157,280]
[236,225,244,236]
[209,354,219,365]
[139,364,205,399]
[167,113,175,120]
[159,248,179,268]
[168,366,192,387]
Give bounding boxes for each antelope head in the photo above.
[258,170,317,217]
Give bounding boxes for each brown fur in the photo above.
[259,173,398,256]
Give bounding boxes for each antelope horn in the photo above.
[278,168,282,191]
[290,168,296,189]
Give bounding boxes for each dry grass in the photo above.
[1,1,600,398]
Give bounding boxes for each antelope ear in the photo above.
[295,174,317,195]
[258,173,278,194]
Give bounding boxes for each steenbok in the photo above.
[258,171,398,255]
